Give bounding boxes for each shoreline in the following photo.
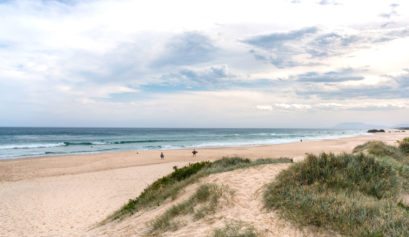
[0,130,369,162]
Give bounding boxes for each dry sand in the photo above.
[0,131,407,237]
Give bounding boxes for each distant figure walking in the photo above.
[300,139,303,142]
[192,149,198,157]
[160,152,164,159]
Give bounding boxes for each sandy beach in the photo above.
[0,131,407,237]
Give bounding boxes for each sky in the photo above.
[0,0,408,128]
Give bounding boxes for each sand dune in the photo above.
[93,163,336,237]
[0,131,407,237]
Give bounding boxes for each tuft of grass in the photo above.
[108,157,293,221]
[264,152,409,237]
[398,137,409,154]
[213,221,258,237]
[150,184,230,233]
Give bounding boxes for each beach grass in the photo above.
[398,137,409,154]
[264,141,409,237]
[150,183,231,233]
[108,157,292,221]
[353,140,409,191]
[212,221,258,237]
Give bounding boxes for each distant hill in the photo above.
[396,126,409,130]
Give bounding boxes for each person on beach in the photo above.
[192,149,198,157]
[160,152,164,159]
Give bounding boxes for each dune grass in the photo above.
[398,137,409,154]
[108,157,292,221]
[150,183,231,233]
[353,140,409,191]
[213,221,258,237]
[264,146,409,236]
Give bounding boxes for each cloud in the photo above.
[243,27,318,67]
[296,70,409,99]
[142,65,275,92]
[244,25,409,68]
[243,27,318,49]
[288,0,339,5]
[256,105,273,111]
[257,101,409,112]
[151,32,217,68]
[296,68,365,82]
[243,27,366,67]
[318,0,339,6]
[148,65,233,91]
[275,103,312,110]
[380,3,399,19]
[306,33,360,57]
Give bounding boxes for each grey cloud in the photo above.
[372,27,409,43]
[244,27,318,68]
[145,65,276,92]
[307,33,361,57]
[394,71,409,88]
[296,71,409,99]
[244,25,409,68]
[152,32,217,68]
[296,68,365,83]
[163,65,232,87]
[244,27,360,67]
[380,3,399,19]
[243,27,317,50]
[249,49,305,68]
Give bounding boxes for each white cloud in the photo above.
[256,105,273,111]
[275,103,313,110]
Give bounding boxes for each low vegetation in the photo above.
[264,139,409,237]
[398,137,409,154]
[353,140,409,191]
[109,157,292,221]
[150,184,232,234]
[213,221,258,237]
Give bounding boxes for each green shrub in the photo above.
[264,153,409,237]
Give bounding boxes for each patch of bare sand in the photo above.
[92,163,337,237]
[0,162,188,237]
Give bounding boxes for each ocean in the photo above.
[0,127,367,160]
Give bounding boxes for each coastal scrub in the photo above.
[264,151,409,237]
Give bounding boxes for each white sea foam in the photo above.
[0,143,65,150]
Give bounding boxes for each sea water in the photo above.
[0,127,367,159]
